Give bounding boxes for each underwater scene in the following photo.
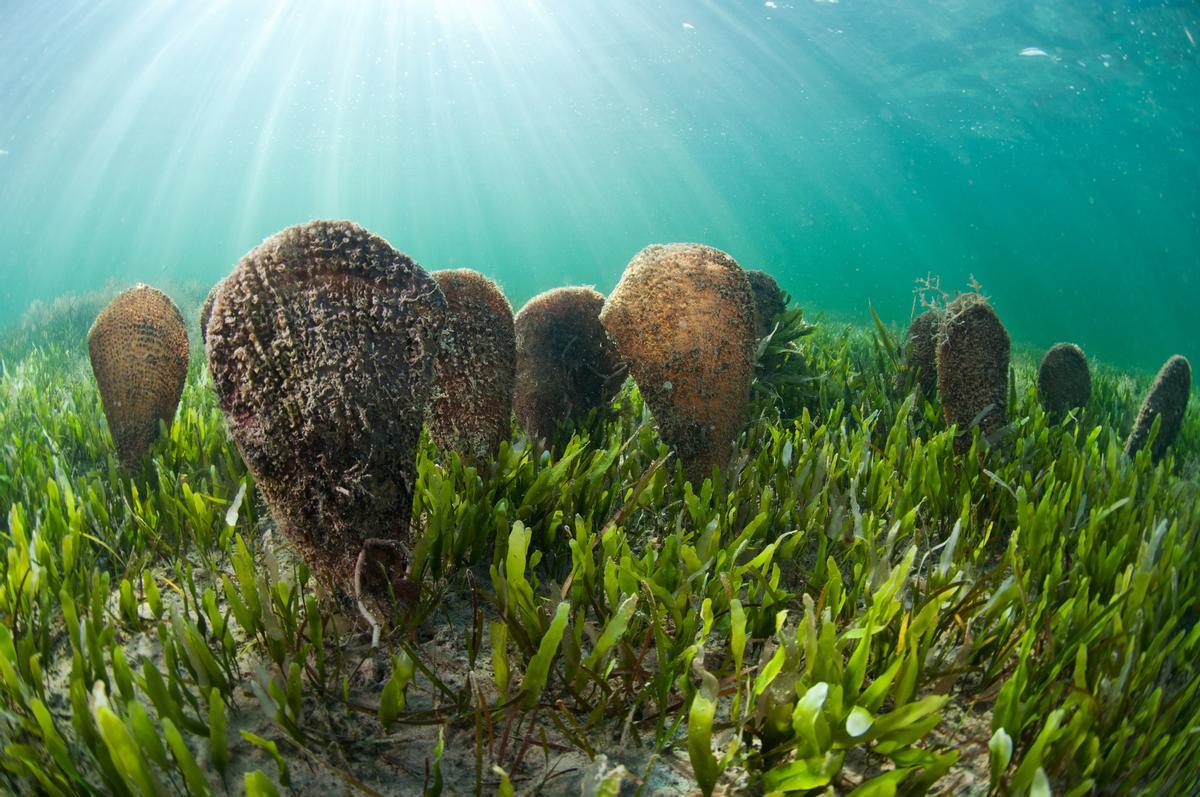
[1,1,1199,795]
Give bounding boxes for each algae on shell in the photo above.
[513,287,624,444]
[904,309,942,398]
[428,269,516,461]
[935,294,1010,453]
[600,243,756,483]
[88,284,190,472]
[745,269,786,341]
[199,277,227,348]
[1037,343,1091,419]
[206,220,446,599]
[1125,355,1190,463]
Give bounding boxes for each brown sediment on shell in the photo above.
[745,269,786,340]
[936,294,1010,454]
[205,220,446,597]
[513,287,624,443]
[1037,343,1091,419]
[905,309,942,397]
[87,285,189,472]
[600,243,756,483]
[428,269,516,461]
[199,278,227,348]
[1125,355,1190,463]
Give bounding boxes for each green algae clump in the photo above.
[745,269,786,340]
[1125,354,1191,463]
[87,284,189,472]
[1037,342,1091,419]
[936,293,1010,453]
[513,287,624,444]
[601,243,756,483]
[428,269,516,461]
[205,220,446,598]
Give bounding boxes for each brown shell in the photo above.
[600,243,756,483]
[906,309,942,397]
[513,287,624,443]
[87,285,189,472]
[1037,343,1091,419]
[428,269,516,461]
[936,294,1010,453]
[1125,355,1190,463]
[199,278,227,348]
[745,270,786,340]
[205,220,447,594]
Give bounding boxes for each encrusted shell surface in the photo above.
[745,269,785,340]
[206,220,446,593]
[513,287,624,443]
[428,269,516,461]
[199,277,227,348]
[936,294,1010,453]
[906,309,942,397]
[1037,343,1091,419]
[1125,355,1190,463]
[88,285,189,472]
[600,243,756,483]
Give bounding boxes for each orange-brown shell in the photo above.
[87,285,189,472]
[513,287,624,443]
[936,294,1010,453]
[428,269,516,461]
[206,220,446,593]
[1125,355,1190,463]
[600,243,756,483]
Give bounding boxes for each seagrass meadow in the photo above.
[1,287,1199,797]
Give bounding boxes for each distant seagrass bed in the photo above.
[0,247,1198,795]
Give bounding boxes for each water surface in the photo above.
[0,0,1196,373]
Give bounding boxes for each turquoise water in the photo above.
[0,1,1196,374]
